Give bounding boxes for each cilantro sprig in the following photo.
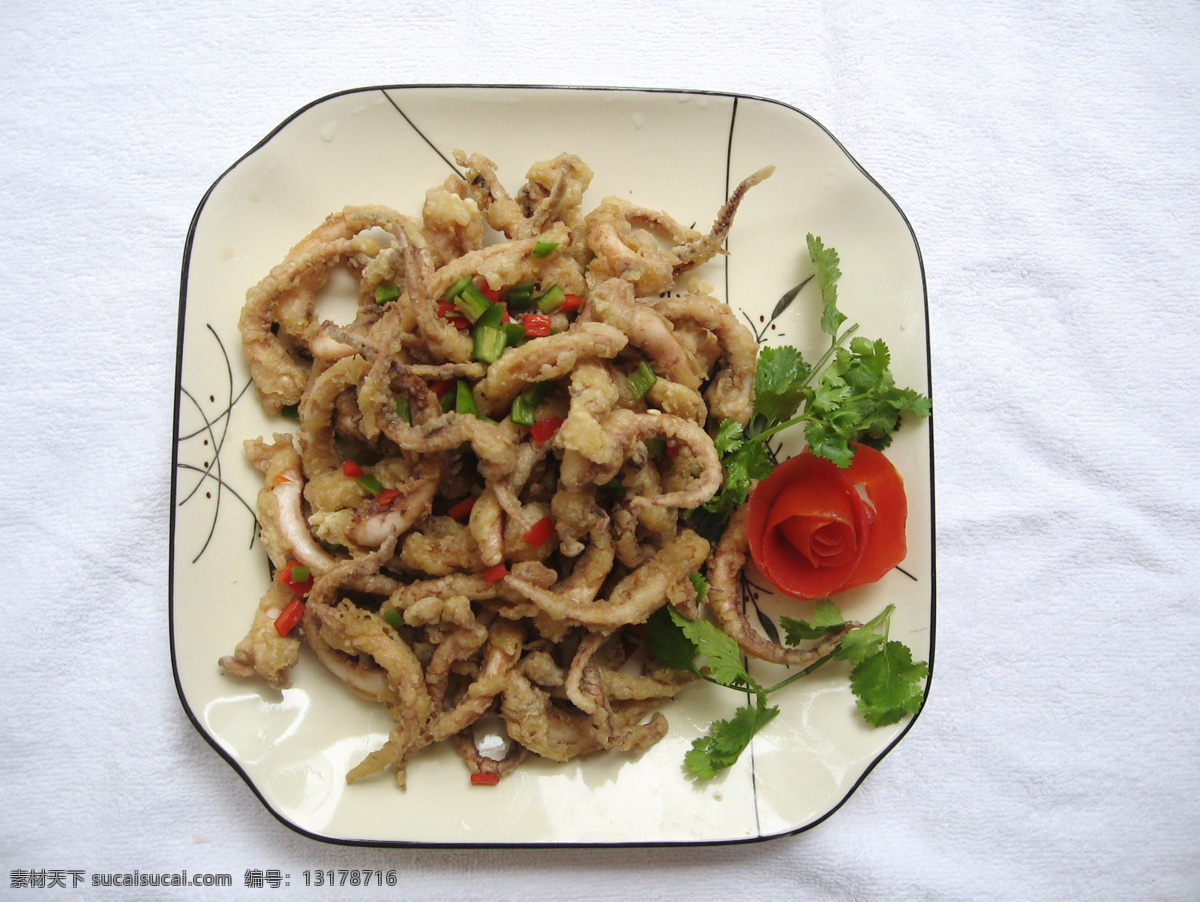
[645,600,928,779]
[698,234,931,525]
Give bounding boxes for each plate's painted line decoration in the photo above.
[175,324,257,563]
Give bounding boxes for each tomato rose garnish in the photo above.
[747,444,907,600]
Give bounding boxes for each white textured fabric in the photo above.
[2,1,1198,898]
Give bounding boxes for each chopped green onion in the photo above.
[453,282,493,324]
[281,404,300,421]
[510,382,550,426]
[440,389,456,413]
[382,608,406,631]
[475,301,505,329]
[473,324,507,364]
[357,473,384,495]
[444,274,474,300]
[395,398,412,424]
[599,475,625,497]
[536,284,566,313]
[532,239,559,258]
[290,565,311,583]
[503,322,527,347]
[455,380,496,423]
[506,281,537,311]
[374,282,401,305]
[645,438,667,458]
[627,361,658,399]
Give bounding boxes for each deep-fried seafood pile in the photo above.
[220,151,829,788]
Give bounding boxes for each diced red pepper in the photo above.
[666,442,681,458]
[274,597,305,637]
[376,487,400,506]
[482,563,509,582]
[523,515,555,547]
[530,415,563,444]
[431,379,456,398]
[470,772,501,785]
[437,300,469,326]
[522,313,552,338]
[277,560,313,595]
[447,495,477,521]
[342,459,364,478]
[561,293,583,312]
[480,285,503,303]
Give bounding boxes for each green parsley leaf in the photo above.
[713,419,746,456]
[752,345,811,426]
[807,233,845,338]
[643,605,700,674]
[701,432,774,518]
[688,572,709,601]
[850,640,929,726]
[834,625,885,667]
[684,698,779,779]
[668,607,757,691]
[780,599,851,642]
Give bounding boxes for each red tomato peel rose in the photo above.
[747,444,907,600]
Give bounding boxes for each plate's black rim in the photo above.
[170,82,935,849]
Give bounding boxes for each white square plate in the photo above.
[172,85,934,846]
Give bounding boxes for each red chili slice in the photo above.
[274,598,305,637]
[482,563,509,582]
[342,459,364,478]
[523,313,552,338]
[530,416,563,444]
[470,772,501,785]
[523,515,555,546]
[447,495,477,521]
[277,560,313,595]
[375,487,400,506]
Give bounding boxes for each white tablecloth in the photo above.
[3,1,1197,898]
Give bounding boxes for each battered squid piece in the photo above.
[471,322,629,418]
[430,221,584,299]
[584,197,700,297]
[454,151,593,241]
[564,632,618,744]
[217,581,301,690]
[499,669,669,762]
[705,505,854,666]
[453,151,526,237]
[347,455,443,548]
[645,378,708,426]
[246,434,337,574]
[503,530,710,632]
[429,619,525,743]
[583,166,773,297]
[297,355,369,478]
[598,408,724,510]
[581,279,701,390]
[670,166,775,276]
[239,208,399,413]
[549,483,606,557]
[652,292,760,427]
[400,516,485,576]
[520,153,593,215]
[421,178,485,268]
[467,487,505,568]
